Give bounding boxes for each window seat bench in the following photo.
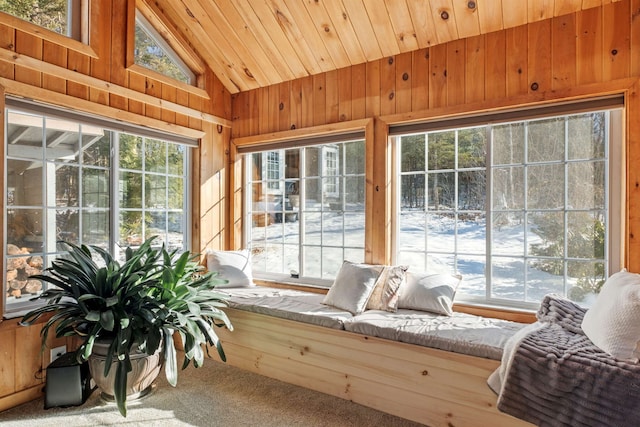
[210,286,534,427]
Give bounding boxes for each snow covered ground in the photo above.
[250,209,598,307]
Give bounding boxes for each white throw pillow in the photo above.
[205,249,254,288]
[397,271,462,316]
[322,261,382,315]
[366,265,408,312]
[581,269,640,361]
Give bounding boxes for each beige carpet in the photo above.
[0,360,426,427]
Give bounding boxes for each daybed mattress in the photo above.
[224,287,353,329]
[343,309,526,360]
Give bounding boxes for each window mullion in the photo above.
[486,125,493,302]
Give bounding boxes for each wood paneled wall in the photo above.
[230,0,640,270]
[0,0,232,410]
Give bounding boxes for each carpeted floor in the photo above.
[0,360,427,426]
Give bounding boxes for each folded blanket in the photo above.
[490,294,640,427]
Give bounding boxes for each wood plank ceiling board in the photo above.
[321,0,367,65]
[340,0,384,61]
[151,0,620,94]
[428,0,460,44]
[556,0,584,15]
[528,0,555,22]
[229,0,299,84]
[361,0,402,57]
[502,0,529,28]
[236,0,309,79]
[477,0,505,33]
[405,0,439,47]
[301,0,352,69]
[211,0,290,87]
[269,0,326,75]
[384,0,421,53]
[191,0,277,88]
[281,0,337,72]
[157,0,246,92]
[451,0,481,39]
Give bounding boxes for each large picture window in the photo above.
[395,107,622,309]
[4,104,191,314]
[245,139,366,284]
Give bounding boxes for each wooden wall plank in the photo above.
[627,80,640,271]
[576,7,604,85]
[300,75,314,127]
[365,60,380,117]
[351,63,366,119]
[0,330,15,397]
[42,41,67,94]
[505,26,529,97]
[447,40,466,106]
[338,67,352,122]
[277,81,291,130]
[485,32,506,100]
[527,19,552,93]
[551,14,577,90]
[465,35,486,103]
[411,48,430,111]
[162,84,178,124]
[290,78,302,130]
[395,53,413,114]
[14,31,41,87]
[0,24,14,79]
[603,0,631,81]
[380,56,396,116]
[144,77,163,120]
[429,44,448,108]
[268,85,279,133]
[325,70,339,124]
[631,0,640,76]
[109,0,128,110]
[14,326,42,392]
[67,49,90,99]
[89,0,111,104]
[313,74,326,126]
[175,89,191,128]
[127,71,145,115]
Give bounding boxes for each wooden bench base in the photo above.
[212,307,532,427]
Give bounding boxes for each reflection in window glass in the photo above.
[246,140,366,283]
[396,111,615,309]
[4,107,190,312]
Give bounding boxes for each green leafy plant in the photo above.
[20,237,232,416]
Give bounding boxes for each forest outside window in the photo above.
[0,0,85,41]
[4,104,191,316]
[245,139,366,285]
[134,10,194,85]
[394,105,623,310]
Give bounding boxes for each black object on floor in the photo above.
[44,352,93,409]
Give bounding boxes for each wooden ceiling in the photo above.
[152,0,621,94]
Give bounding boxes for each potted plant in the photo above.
[20,237,233,416]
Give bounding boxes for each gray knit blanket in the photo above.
[488,294,640,427]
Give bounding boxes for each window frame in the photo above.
[127,0,206,90]
[391,103,624,310]
[234,120,374,288]
[2,101,194,318]
[0,0,93,57]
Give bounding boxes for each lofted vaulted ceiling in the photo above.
[153,0,621,94]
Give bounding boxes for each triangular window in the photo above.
[134,10,194,85]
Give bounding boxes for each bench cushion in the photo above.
[225,287,353,329]
[344,309,525,360]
